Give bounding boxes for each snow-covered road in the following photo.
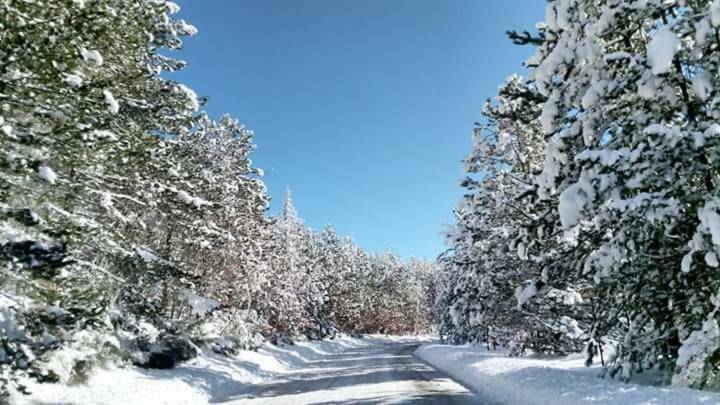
[14,337,504,404]
[219,342,494,404]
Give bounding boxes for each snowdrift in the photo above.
[11,335,423,405]
[415,344,720,405]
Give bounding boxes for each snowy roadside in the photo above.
[11,335,429,405]
[414,344,720,405]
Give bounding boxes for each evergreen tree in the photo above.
[1,0,200,389]
[522,0,720,385]
[0,0,439,396]
[438,0,720,387]
[436,75,588,353]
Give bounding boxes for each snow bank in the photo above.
[10,335,421,405]
[415,344,720,405]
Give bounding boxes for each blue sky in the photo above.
[172,0,544,259]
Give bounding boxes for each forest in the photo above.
[434,0,720,389]
[6,0,720,402]
[0,0,434,395]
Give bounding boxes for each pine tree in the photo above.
[436,74,588,353]
[261,188,312,337]
[1,0,200,389]
[465,0,720,386]
[0,0,439,394]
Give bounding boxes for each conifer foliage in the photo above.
[435,0,720,389]
[0,1,435,396]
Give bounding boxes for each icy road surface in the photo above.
[220,342,497,404]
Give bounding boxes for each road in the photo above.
[219,342,500,404]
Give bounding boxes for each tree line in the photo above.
[0,0,434,395]
[434,0,720,389]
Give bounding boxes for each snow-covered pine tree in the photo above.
[105,112,271,361]
[508,0,720,386]
[1,0,200,389]
[260,189,315,338]
[300,229,335,339]
[0,0,444,394]
[313,225,353,332]
[436,74,588,353]
[334,244,370,331]
[407,258,438,333]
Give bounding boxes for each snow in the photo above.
[705,251,719,267]
[497,131,512,151]
[696,17,713,47]
[177,20,199,36]
[182,289,220,316]
[545,2,559,31]
[516,241,527,260]
[0,305,24,341]
[576,148,627,166]
[712,0,720,27]
[135,246,168,264]
[682,252,693,273]
[673,319,720,386]
[541,91,560,134]
[693,72,713,101]
[637,74,657,98]
[647,27,680,75]
[515,282,537,309]
[99,191,113,210]
[558,316,584,339]
[415,343,720,405]
[63,72,84,87]
[536,136,567,198]
[103,89,120,114]
[42,330,115,384]
[584,244,622,280]
[8,69,30,81]
[176,190,210,207]
[166,1,181,14]
[176,84,200,111]
[699,200,720,247]
[546,288,583,306]
[10,335,426,405]
[38,165,58,184]
[80,47,104,66]
[581,80,605,110]
[558,178,594,229]
[707,124,720,138]
[697,124,720,148]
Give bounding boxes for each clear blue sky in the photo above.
[172,0,544,259]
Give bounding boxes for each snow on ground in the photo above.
[415,344,720,405]
[10,335,429,405]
